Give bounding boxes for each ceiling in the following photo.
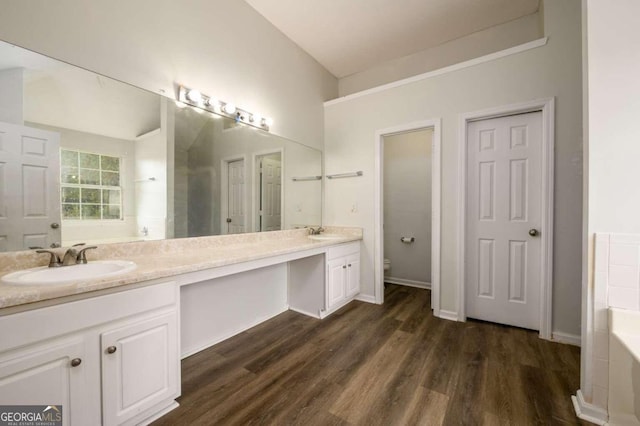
[244,0,539,78]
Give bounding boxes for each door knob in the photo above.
[70,358,82,367]
[106,346,117,354]
[529,229,539,237]
[226,218,232,223]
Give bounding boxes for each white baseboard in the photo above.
[572,390,608,425]
[437,309,459,322]
[355,293,377,304]
[289,306,321,319]
[384,277,431,289]
[552,331,581,347]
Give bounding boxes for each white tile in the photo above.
[610,243,640,266]
[592,385,609,409]
[608,264,640,289]
[608,286,640,310]
[594,330,609,360]
[594,301,609,331]
[593,358,609,388]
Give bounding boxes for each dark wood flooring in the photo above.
[153,284,591,426]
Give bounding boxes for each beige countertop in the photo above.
[0,227,362,310]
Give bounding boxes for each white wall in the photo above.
[339,12,542,96]
[579,0,640,415]
[324,0,583,336]
[383,129,432,285]
[0,0,337,150]
[0,68,23,124]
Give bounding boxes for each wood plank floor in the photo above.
[153,284,592,426]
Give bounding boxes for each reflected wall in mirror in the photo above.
[0,41,322,252]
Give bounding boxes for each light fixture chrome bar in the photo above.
[326,171,363,179]
[176,85,272,132]
[292,175,322,182]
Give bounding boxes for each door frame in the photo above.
[220,155,248,234]
[252,148,285,232]
[374,118,441,310]
[457,98,555,339]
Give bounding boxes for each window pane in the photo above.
[81,205,101,219]
[61,167,79,184]
[61,150,78,167]
[102,189,120,205]
[102,205,121,219]
[62,204,80,219]
[81,188,101,203]
[101,156,120,172]
[80,168,100,185]
[101,171,120,186]
[79,152,100,169]
[61,187,80,203]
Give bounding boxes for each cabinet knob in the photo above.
[348,264,352,267]
[342,265,347,269]
[106,346,117,354]
[70,358,82,367]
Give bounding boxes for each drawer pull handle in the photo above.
[107,346,117,354]
[70,358,82,367]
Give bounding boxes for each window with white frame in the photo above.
[60,149,122,220]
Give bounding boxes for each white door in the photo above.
[259,154,282,231]
[466,111,542,330]
[0,121,61,251]
[101,311,179,426]
[0,337,88,425]
[327,258,346,310]
[227,159,245,234]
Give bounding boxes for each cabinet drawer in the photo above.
[325,242,360,260]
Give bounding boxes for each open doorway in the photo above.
[374,119,441,313]
[383,129,433,289]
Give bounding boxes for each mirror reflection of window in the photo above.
[60,149,122,221]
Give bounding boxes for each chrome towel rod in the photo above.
[292,175,322,182]
[326,171,363,179]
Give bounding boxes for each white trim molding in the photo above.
[552,331,581,347]
[384,277,431,289]
[325,38,548,107]
[571,390,608,425]
[437,310,459,322]
[355,294,377,304]
[374,119,441,315]
[457,98,555,340]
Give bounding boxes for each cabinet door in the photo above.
[327,258,347,310]
[0,338,88,425]
[101,311,179,426]
[346,253,361,298]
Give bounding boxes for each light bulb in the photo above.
[251,113,262,124]
[224,103,236,114]
[186,89,202,103]
[262,117,273,127]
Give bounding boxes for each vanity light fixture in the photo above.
[177,85,272,131]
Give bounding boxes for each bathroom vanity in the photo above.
[0,228,362,425]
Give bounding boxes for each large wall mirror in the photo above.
[0,41,322,251]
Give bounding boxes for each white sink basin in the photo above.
[308,234,345,241]
[1,260,137,286]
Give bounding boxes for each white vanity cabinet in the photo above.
[0,336,89,425]
[101,311,179,426]
[0,281,180,426]
[325,242,361,314]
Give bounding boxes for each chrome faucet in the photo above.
[308,226,325,235]
[36,243,97,268]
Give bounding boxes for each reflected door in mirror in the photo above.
[227,159,245,234]
[0,121,61,251]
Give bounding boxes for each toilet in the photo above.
[384,258,391,274]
